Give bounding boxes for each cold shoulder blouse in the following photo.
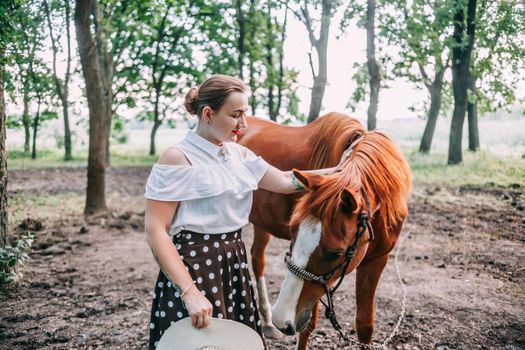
[144,131,269,236]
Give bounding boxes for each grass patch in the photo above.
[8,192,85,226]
[406,150,525,188]
[7,147,158,170]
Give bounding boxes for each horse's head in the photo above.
[272,169,373,335]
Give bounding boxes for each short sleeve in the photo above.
[243,149,270,184]
[145,163,259,201]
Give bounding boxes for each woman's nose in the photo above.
[239,115,248,129]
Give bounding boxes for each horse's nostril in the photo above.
[283,321,295,335]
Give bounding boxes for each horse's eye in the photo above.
[326,251,343,261]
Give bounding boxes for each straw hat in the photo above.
[156,317,265,350]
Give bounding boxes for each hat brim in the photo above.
[156,317,264,350]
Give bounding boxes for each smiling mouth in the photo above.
[232,130,240,135]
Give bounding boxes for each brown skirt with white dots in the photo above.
[148,229,265,349]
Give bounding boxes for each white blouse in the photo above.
[145,131,269,236]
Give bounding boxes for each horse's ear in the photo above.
[340,188,357,214]
[292,169,323,190]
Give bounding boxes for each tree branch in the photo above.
[307,50,316,78]
[300,1,318,47]
[417,62,431,90]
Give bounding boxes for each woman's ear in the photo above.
[202,106,212,124]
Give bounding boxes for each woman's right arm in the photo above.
[144,148,213,329]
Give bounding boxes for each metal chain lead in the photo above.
[337,237,408,349]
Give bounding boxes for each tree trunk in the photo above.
[448,0,477,165]
[64,0,73,160]
[0,51,8,247]
[249,60,257,115]
[306,0,333,123]
[62,96,72,160]
[150,121,161,156]
[91,1,113,168]
[467,72,479,151]
[276,2,288,120]
[236,0,246,79]
[266,2,276,121]
[366,0,379,131]
[150,87,161,156]
[75,0,108,215]
[419,70,445,153]
[247,0,257,115]
[44,0,73,161]
[31,100,40,160]
[22,96,30,153]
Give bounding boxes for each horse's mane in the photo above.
[293,130,411,232]
[305,113,366,169]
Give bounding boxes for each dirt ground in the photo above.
[1,166,524,350]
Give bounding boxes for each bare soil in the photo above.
[1,166,524,349]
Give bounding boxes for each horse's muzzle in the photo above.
[279,321,296,336]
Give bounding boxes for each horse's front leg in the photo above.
[355,254,389,343]
[296,301,319,350]
[251,226,282,339]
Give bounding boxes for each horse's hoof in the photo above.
[262,325,284,339]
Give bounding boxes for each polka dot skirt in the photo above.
[148,229,265,349]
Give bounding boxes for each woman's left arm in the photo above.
[258,147,352,194]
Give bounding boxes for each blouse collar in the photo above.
[185,131,227,159]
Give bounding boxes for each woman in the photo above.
[145,75,348,349]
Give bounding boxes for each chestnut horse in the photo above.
[238,113,410,349]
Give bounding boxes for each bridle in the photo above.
[284,209,374,335]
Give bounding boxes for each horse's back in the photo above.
[239,117,310,170]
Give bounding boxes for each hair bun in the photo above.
[184,87,199,115]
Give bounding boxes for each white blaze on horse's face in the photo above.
[272,216,321,335]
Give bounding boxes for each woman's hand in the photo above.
[181,285,213,329]
[335,146,353,172]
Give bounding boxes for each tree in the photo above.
[466,0,525,152]
[382,0,454,153]
[0,60,6,247]
[131,0,199,156]
[42,0,73,160]
[27,70,57,159]
[291,0,337,123]
[0,0,20,247]
[448,0,477,165]
[263,0,291,121]
[365,0,379,130]
[7,0,47,154]
[75,0,109,214]
[6,0,56,159]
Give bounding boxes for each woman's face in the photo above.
[204,91,249,144]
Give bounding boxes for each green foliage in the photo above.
[6,114,23,128]
[111,117,129,144]
[0,233,34,285]
[0,0,23,59]
[473,1,525,113]
[347,62,369,112]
